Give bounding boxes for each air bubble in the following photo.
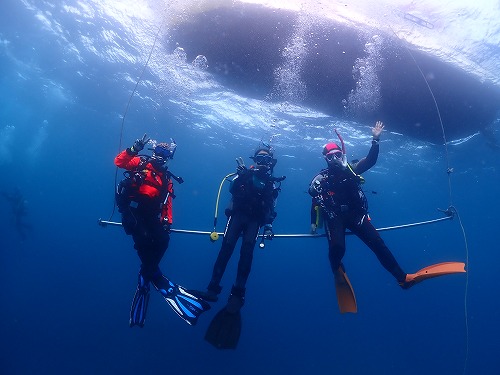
[192,55,208,70]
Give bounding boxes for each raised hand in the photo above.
[131,134,150,153]
[372,121,384,140]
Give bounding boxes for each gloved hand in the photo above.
[263,225,274,240]
[236,157,247,176]
[225,208,233,218]
[131,134,150,153]
[237,164,247,176]
[162,219,171,233]
[310,223,317,234]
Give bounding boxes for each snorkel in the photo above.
[167,138,177,159]
[334,129,348,169]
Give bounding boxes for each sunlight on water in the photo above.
[8,0,498,169]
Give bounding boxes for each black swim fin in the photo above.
[153,275,211,326]
[205,307,242,349]
[205,286,244,349]
[129,273,150,328]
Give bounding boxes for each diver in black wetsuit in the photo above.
[190,142,284,349]
[193,143,283,308]
[309,122,407,285]
[2,188,31,240]
[309,122,466,305]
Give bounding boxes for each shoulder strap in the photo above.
[346,163,365,184]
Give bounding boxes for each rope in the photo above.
[403,50,454,207]
[393,28,470,374]
[107,23,164,222]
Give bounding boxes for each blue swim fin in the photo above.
[130,273,150,328]
[153,275,211,326]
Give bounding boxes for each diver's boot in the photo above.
[187,282,222,302]
[226,285,245,314]
[398,275,413,290]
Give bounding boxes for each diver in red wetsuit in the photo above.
[115,134,210,327]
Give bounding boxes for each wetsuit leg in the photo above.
[121,207,137,235]
[349,216,406,283]
[234,219,260,289]
[325,216,347,274]
[132,217,170,281]
[207,214,245,291]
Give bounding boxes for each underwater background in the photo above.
[1,1,499,374]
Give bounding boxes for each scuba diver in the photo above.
[309,121,466,313]
[115,134,210,327]
[190,142,285,349]
[2,187,31,240]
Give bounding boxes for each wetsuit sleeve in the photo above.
[265,182,278,225]
[161,178,174,224]
[352,140,379,174]
[308,173,324,197]
[114,149,141,170]
[263,182,278,226]
[308,173,324,225]
[264,207,276,226]
[229,172,252,196]
[310,200,319,225]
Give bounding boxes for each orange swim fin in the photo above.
[334,267,357,313]
[400,262,466,289]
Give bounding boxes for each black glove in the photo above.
[236,157,247,176]
[131,134,150,153]
[263,225,274,240]
[237,164,247,176]
[162,219,171,233]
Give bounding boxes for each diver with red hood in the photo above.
[309,121,465,313]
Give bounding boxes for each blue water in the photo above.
[1,1,499,374]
